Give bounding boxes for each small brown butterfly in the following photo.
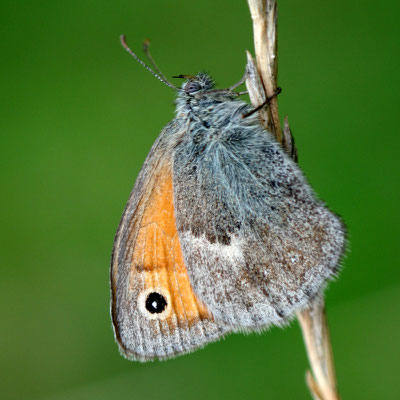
[110,36,346,361]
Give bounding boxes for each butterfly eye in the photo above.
[145,292,168,314]
[185,81,202,94]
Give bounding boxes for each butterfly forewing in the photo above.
[111,122,227,361]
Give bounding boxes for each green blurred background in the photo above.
[1,0,399,399]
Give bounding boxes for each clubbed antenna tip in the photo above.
[120,34,177,90]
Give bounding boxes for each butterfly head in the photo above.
[174,73,242,118]
[173,73,215,94]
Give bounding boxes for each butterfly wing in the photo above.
[173,114,346,330]
[111,121,228,361]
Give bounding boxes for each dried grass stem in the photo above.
[245,1,340,399]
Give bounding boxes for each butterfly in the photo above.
[110,37,346,361]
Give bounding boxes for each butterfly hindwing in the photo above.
[172,103,346,330]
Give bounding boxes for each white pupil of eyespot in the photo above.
[152,301,157,308]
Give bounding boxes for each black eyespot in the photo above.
[185,81,202,94]
[145,292,168,314]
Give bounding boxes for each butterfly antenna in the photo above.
[120,35,177,90]
[142,39,173,86]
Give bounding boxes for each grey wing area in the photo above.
[173,116,346,330]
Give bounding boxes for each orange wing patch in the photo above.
[129,164,211,328]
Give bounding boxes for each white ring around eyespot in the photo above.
[137,287,172,320]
